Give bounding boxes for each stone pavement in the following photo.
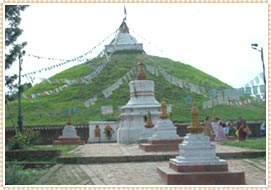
[36,158,266,185]
[35,142,266,185]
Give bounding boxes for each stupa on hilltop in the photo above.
[117,62,161,144]
[104,8,143,54]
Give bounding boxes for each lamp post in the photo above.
[17,50,25,134]
[251,43,266,99]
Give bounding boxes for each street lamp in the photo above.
[251,43,266,99]
[17,50,25,134]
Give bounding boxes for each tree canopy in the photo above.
[5,5,29,100]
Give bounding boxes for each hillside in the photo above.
[5,52,266,127]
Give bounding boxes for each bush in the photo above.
[25,130,40,146]
[5,162,48,185]
[7,132,28,150]
[7,131,40,150]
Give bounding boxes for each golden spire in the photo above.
[160,98,169,119]
[191,100,200,127]
[137,62,146,80]
[145,111,154,128]
[187,100,203,133]
[67,115,73,125]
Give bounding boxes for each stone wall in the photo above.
[5,125,89,145]
[5,121,263,145]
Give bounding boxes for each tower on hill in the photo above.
[104,7,144,54]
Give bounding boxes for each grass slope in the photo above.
[5,52,266,127]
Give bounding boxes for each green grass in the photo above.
[5,162,49,185]
[219,137,266,150]
[30,145,79,156]
[5,52,266,126]
[6,145,79,162]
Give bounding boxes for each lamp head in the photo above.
[251,43,258,47]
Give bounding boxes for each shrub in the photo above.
[24,130,40,146]
[5,162,48,185]
[7,130,40,150]
[7,132,28,150]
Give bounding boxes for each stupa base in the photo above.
[157,162,245,185]
[139,139,183,152]
[54,138,85,145]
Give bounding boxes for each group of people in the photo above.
[203,116,251,142]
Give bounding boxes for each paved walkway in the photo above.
[35,143,266,185]
[69,142,265,157]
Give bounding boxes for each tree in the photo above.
[5,5,29,100]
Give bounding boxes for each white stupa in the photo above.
[157,102,245,185]
[148,98,180,141]
[105,11,143,54]
[117,62,161,144]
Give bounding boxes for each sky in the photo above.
[5,3,268,89]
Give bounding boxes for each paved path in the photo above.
[35,143,266,185]
[69,142,265,157]
[36,158,266,185]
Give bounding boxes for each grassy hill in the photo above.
[5,52,266,127]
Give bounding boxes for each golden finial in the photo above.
[137,62,146,80]
[187,100,203,133]
[160,98,169,119]
[145,111,154,128]
[67,115,73,125]
[191,100,200,127]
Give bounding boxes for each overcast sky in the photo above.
[6,3,268,88]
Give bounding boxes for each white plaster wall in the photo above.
[88,121,119,143]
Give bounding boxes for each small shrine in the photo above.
[117,62,161,144]
[157,101,245,185]
[54,115,85,145]
[139,98,182,151]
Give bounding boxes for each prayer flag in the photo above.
[253,86,258,94]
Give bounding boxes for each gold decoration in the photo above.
[94,125,101,137]
[145,111,154,128]
[187,100,203,133]
[67,115,72,125]
[160,98,169,119]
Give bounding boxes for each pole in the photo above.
[260,47,266,99]
[260,47,266,85]
[17,51,24,133]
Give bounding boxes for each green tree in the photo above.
[5,5,29,100]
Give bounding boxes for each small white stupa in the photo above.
[139,98,182,151]
[148,98,180,141]
[54,115,85,145]
[157,101,245,185]
[117,62,161,144]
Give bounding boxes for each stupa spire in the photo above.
[160,98,169,119]
[187,100,204,134]
[67,114,73,125]
[137,62,146,80]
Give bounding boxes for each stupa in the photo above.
[117,62,161,144]
[105,10,143,54]
[54,115,85,145]
[139,98,182,151]
[157,101,245,185]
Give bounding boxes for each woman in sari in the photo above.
[214,120,227,142]
[237,117,247,141]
